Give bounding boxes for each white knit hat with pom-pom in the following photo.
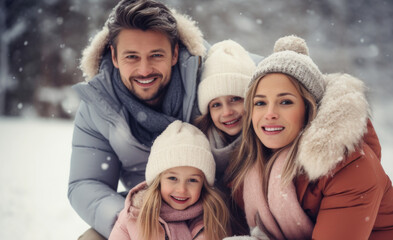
[145,120,216,186]
[198,39,256,115]
[251,35,325,102]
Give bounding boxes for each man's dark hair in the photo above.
[107,0,179,56]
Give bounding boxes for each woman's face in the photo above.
[252,73,306,150]
[209,95,245,136]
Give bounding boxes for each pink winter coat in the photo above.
[108,182,205,240]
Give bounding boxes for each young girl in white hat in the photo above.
[109,120,231,240]
[195,39,256,180]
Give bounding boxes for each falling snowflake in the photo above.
[101,163,109,170]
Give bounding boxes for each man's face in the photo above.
[111,29,178,106]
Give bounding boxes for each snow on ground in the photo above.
[0,117,88,240]
[0,115,392,240]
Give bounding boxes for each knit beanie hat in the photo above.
[250,35,325,102]
[145,120,216,186]
[198,39,256,115]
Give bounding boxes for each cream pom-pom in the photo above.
[273,35,309,56]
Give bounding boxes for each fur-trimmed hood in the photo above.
[124,181,148,218]
[79,9,206,81]
[297,73,371,181]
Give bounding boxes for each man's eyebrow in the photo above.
[120,48,167,55]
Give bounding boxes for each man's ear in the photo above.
[171,43,179,67]
[110,45,119,68]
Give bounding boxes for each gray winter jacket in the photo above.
[68,11,208,238]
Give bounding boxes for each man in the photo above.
[68,0,208,238]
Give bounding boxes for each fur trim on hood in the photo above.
[297,73,370,181]
[125,182,148,218]
[79,9,206,81]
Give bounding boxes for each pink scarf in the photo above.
[160,201,203,240]
[243,149,314,239]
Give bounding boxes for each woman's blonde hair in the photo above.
[138,174,232,240]
[225,73,317,199]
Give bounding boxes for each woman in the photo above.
[225,35,393,239]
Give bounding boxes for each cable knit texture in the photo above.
[250,35,325,102]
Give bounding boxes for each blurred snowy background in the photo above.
[1,0,392,239]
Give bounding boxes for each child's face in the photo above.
[252,73,306,150]
[160,166,204,210]
[209,95,245,136]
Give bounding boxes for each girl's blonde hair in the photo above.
[193,111,214,136]
[137,176,163,239]
[225,73,317,200]
[138,174,232,240]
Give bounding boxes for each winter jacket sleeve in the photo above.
[311,144,386,240]
[68,101,125,238]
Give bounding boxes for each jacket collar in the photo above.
[297,73,371,180]
[79,9,207,81]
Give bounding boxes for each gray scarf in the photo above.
[112,65,183,147]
